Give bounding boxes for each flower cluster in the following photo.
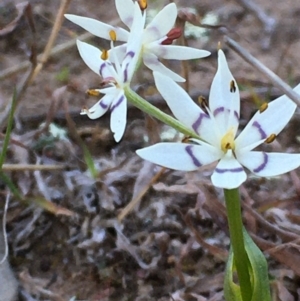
[65,0,300,189]
[65,0,209,142]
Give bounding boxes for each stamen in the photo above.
[86,89,100,97]
[101,49,109,60]
[182,136,191,143]
[265,134,276,144]
[138,0,147,10]
[218,41,222,50]
[221,128,235,152]
[259,102,268,113]
[109,30,117,41]
[198,96,208,111]
[230,80,236,93]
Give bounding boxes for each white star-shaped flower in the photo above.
[65,0,210,82]
[136,50,300,189]
[78,3,144,142]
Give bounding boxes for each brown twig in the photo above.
[29,0,72,84]
[224,36,300,106]
[118,167,166,221]
[2,164,65,171]
[234,0,277,49]
[0,1,72,131]
[0,3,37,131]
[0,32,91,80]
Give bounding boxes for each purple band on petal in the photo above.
[213,107,239,120]
[213,107,225,116]
[185,145,201,167]
[252,121,267,139]
[253,152,268,173]
[111,95,125,112]
[99,62,106,76]
[215,167,244,173]
[213,107,240,120]
[100,100,108,109]
[234,110,239,120]
[123,63,129,83]
[125,51,135,59]
[123,51,135,82]
[192,112,209,134]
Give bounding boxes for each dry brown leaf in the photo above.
[153,182,199,194]
[273,280,294,301]
[0,2,28,36]
[29,197,74,216]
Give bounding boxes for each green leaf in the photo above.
[224,228,271,301]
[243,228,271,301]
[224,248,243,301]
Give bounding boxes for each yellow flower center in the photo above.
[221,128,235,153]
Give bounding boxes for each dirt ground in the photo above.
[2,0,300,300]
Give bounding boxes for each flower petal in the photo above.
[121,1,145,83]
[143,3,177,44]
[115,0,135,28]
[144,53,185,82]
[110,92,127,142]
[136,143,221,171]
[211,151,247,189]
[209,49,240,135]
[237,151,300,177]
[153,72,219,145]
[80,94,114,119]
[235,84,300,151]
[65,14,129,41]
[147,44,210,60]
[76,40,102,75]
[109,44,127,64]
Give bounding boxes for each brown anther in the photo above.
[259,102,268,113]
[182,136,191,143]
[138,0,147,10]
[265,134,276,144]
[101,49,109,60]
[218,41,222,50]
[198,95,208,107]
[109,30,117,41]
[86,89,100,97]
[230,80,236,93]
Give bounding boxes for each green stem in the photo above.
[224,188,252,301]
[0,89,17,169]
[125,87,201,140]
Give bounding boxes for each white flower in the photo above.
[65,0,210,82]
[136,50,300,189]
[78,3,144,142]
